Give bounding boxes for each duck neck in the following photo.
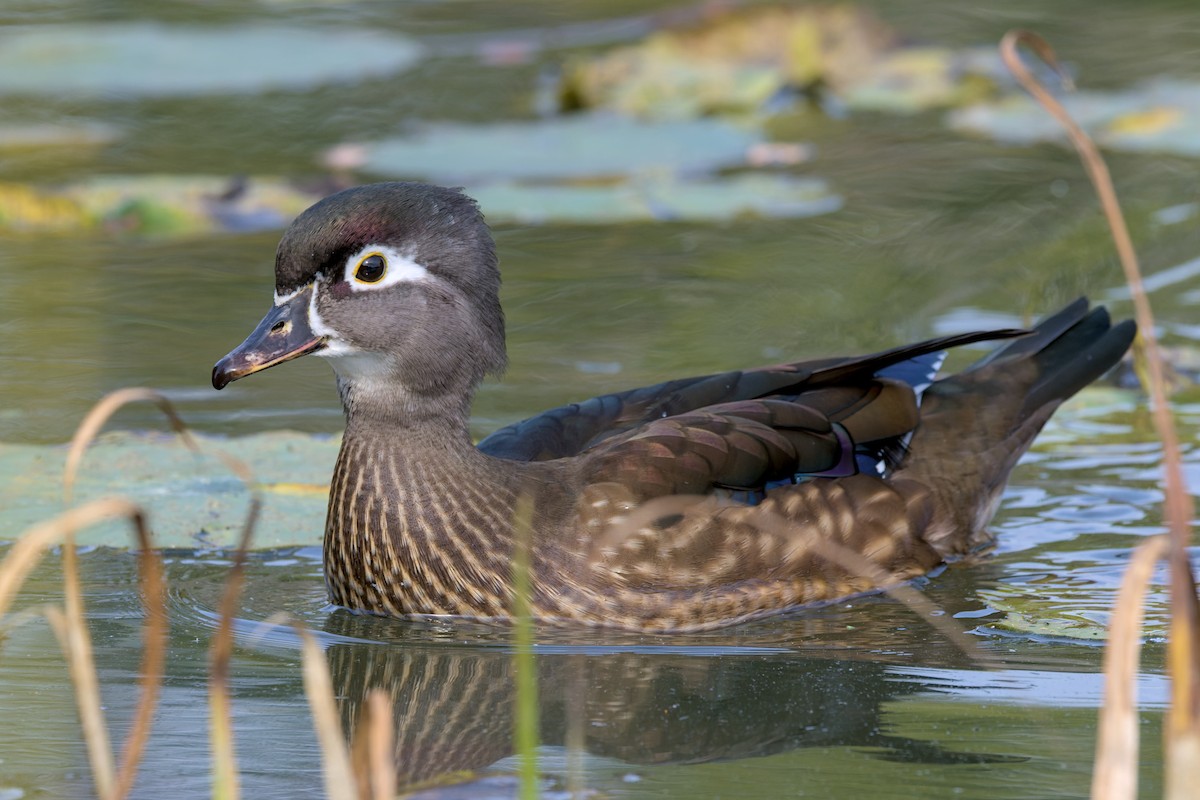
[337,373,476,446]
[325,375,527,617]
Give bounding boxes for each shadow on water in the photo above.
[322,610,1023,793]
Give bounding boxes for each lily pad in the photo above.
[0,122,119,150]
[0,24,423,97]
[0,176,323,235]
[948,77,1200,158]
[360,115,761,181]
[0,170,839,233]
[470,173,841,224]
[0,432,337,549]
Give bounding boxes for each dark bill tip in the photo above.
[212,287,325,390]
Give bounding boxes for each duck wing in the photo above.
[477,328,1026,463]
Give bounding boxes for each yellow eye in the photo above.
[354,253,387,283]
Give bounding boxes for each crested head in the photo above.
[275,182,497,300]
[268,182,507,424]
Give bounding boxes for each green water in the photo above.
[2,0,1199,797]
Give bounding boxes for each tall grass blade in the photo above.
[62,387,266,800]
[1092,536,1168,800]
[60,532,116,798]
[44,537,114,800]
[0,499,141,623]
[209,498,260,800]
[349,688,396,800]
[63,388,198,504]
[512,492,539,800]
[565,654,586,800]
[296,624,356,800]
[1000,29,1200,798]
[6,499,147,800]
[113,513,168,800]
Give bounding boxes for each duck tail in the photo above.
[894,298,1136,558]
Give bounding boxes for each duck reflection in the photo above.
[322,609,1014,790]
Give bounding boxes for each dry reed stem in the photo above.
[60,533,116,797]
[209,498,260,800]
[0,500,134,621]
[1000,29,1200,796]
[44,604,115,799]
[296,623,356,800]
[1000,25,1200,706]
[113,515,168,800]
[63,388,198,504]
[1092,535,1169,800]
[45,540,115,800]
[366,689,397,800]
[64,387,257,507]
[59,386,263,799]
[1,499,163,800]
[596,495,996,663]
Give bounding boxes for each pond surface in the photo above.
[2,0,1200,797]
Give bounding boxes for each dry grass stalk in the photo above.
[55,533,116,798]
[511,492,540,800]
[349,688,396,800]
[296,623,356,800]
[999,27,1199,651]
[63,388,198,504]
[1092,536,1169,800]
[1000,28,1200,798]
[63,387,257,503]
[44,603,114,798]
[59,386,265,799]
[0,500,137,622]
[4,498,152,800]
[209,499,260,800]
[114,513,168,800]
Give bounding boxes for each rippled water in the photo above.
[2,0,1199,797]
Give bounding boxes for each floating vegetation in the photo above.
[558,5,1004,119]
[0,122,120,151]
[468,173,841,224]
[0,177,323,236]
[950,77,1200,158]
[353,116,838,223]
[360,115,762,181]
[0,24,423,97]
[1,431,334,548]
[0,169,842,235]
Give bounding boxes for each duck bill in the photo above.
[212,287,326,390]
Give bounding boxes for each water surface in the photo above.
[1,0,1198,797]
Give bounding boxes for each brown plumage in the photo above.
[213,182,1136,632]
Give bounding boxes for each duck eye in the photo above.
[354,254,388,283]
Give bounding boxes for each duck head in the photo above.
[212,182,506,422]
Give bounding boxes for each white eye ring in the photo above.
[341,244,429,291]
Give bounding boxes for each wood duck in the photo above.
[212,182,1135,632]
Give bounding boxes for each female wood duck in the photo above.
[212,182,1135,632]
